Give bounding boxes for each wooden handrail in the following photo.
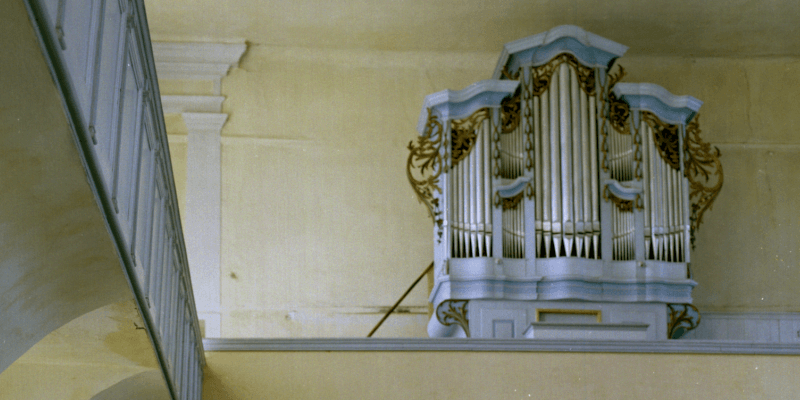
[367,262,434,337]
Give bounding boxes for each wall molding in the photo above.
[683,311,800,343]
[202,338,800,355]
[161,95,225,114]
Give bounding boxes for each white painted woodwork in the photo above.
[524,323,649,340]
[183,112,228,338]
[421,26,703,340]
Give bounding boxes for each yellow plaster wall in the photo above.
[164,45,800,337]
[215,47,499,337]
[202,350,800,399]
[0,300,168,399]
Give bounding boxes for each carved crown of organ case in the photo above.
[407,26,722,340]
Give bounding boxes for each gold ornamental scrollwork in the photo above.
[502,191,524,211]
[600,64,627,172]
[526,182,534,199]
[407,108,444,238]
[451,108,491,165]
[435,299,470,338]
[684,115,723,248]
[607,94,631,136]
[667,303,701,339]
[529,53,596,96]
[642,111,681,171]
[501,89,521,134]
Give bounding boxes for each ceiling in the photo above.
[143,0,800,58]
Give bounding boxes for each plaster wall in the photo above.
[202,350,800,399]
[165,45,800,337]
[620,56,800,312]
[0,300,168,399]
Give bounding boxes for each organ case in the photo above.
[407,26,720,340]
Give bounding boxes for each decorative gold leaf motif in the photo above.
[642,111,681,170]
[603,186,634,212]
[607,92,630,136]
[684,115,723,248]
[501,89,521,134]
[522,70,534,172]
[492,119,503,178]
[502,191,524,210]
[600,64,627,172]
[451,108,490,165]
[407,108,444,239]
[435,300,470,338]
[529,53,596,96]
[667,303,701,339]
[607,64,626,89]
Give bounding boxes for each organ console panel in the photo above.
[407,26,721,340]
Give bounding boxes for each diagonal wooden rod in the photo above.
[367,261,434,338]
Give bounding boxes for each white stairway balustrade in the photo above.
[409,25,723,341]
[24,1,204,398]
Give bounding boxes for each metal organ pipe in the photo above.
[559,63,573,257]
[449,112,494,259]
[434,56,698,267]
[484,118,492,255]
[579,79,590,258]
[527,62,601,259]
[541,84,551,257]
[570,67,583,258]
[533,93,544,257]
[639,115,686,263]
[551,67,562,257]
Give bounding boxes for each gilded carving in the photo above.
[607,92,630,136]
[529,53,596,96]
[523,73,534,172]
[684,115,723,248]
[501,89,521,134]
[435,300,470,338]
[407,108,445,238]
[667,303,701,339]
[451,108,490,165]
[492,120,502,178]
[600,64,627,172]
[642,111,681,171]
[502,192,524,210]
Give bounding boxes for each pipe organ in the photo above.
[407,26,721,340]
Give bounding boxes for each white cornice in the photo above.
[421,80,520,110]
[492,25,628,79]
[152,42,247,65]
[152,42,247,93]
[154,61,232,81]
[417,79,519,133]
[161,95,225,114]
[613,83,703,112]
